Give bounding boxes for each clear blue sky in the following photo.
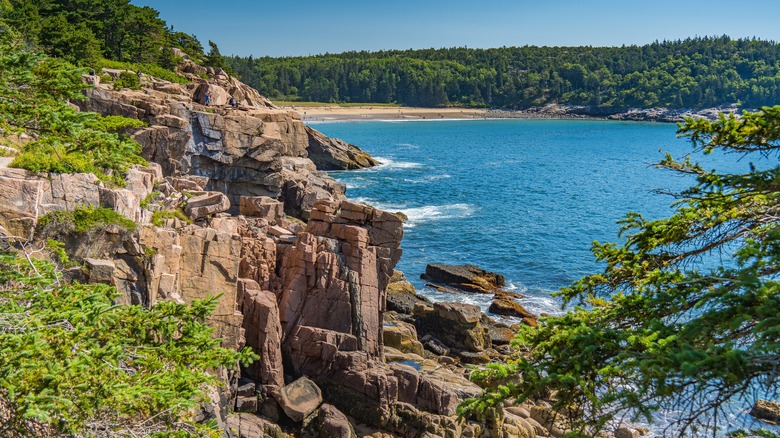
[132,0,780,57]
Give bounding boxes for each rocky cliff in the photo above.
[0,56,639,438]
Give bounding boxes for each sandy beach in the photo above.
[277,105,489,122]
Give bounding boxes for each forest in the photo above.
[227,37,780,109]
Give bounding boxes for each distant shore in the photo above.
[280,103,733,123]
[281,105,489,122]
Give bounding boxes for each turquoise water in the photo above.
[311,119,770,435]
[314,119,747,315]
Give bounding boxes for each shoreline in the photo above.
[280,104,731,123]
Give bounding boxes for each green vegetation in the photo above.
[113,70,141,90]
[97,58,190,85]
[0,25,147,186]
[38,205,137,234]
[228,37,780,109]
[152,210,191,227]
[140,190,161,209]
[2,0,207,68]
[461,107,780,435]
[0,250,257,436]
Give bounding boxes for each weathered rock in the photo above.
[84,258,115,285]
[751,399,780,424]
[414,302,491,352]
[383,317,424,356]
[489,293,538,326]
[421,263,505,293]
[386,270,430,315]
[237,279,284,388]
[614,427,641,438]
[240,196,285,223]
[185,192,230,219]
[306,125,379,170]
[78,68,368,221]
[277,377,323,423]
[317,403,357,438]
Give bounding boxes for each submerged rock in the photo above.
[421,263,505,293]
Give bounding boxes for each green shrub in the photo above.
[140,190,161,209]
[114,70,141,90]
[38,205,137,234]
[97,59,190,85]
[0,251,257,435]
[151,209,191,227]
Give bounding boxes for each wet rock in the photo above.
[489,292,539,326]
[751,399,780,424]
[421,263,505,293]
[386,270,431,315]
[277,376,323,423]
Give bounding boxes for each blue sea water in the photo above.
[313,119,749,316]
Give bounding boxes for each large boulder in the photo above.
[277,377,323,423]
[185,192,230,219]
[421,263,505,293]
[414,302,491,352]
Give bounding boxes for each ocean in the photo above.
[313,119,747,316]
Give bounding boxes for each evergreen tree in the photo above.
[460,107,780,436]
[205,39,224,70]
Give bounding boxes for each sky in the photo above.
[133,0,780,57]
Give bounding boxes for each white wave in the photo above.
[399,203,474,225]
[373,156,424,170]
[403,174,452,184]
[396,143,420,149]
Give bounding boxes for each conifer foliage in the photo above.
[461,107,780,435]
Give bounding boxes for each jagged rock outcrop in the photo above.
[305,125,380,170]
[422,263,506,293]
[77,64,375,221]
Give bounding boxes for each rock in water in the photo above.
[306,126,380,170]
[421,263,505,293]
[489,291,539,326]
[751,399,780,424]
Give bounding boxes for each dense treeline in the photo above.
[0,0,223,70]
[227,37,780,109]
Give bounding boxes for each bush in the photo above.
[97,58,190,85]
[38,205,137,234]
[151,209,191,227]
[114,70,141,90]
[0,251,257,436]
